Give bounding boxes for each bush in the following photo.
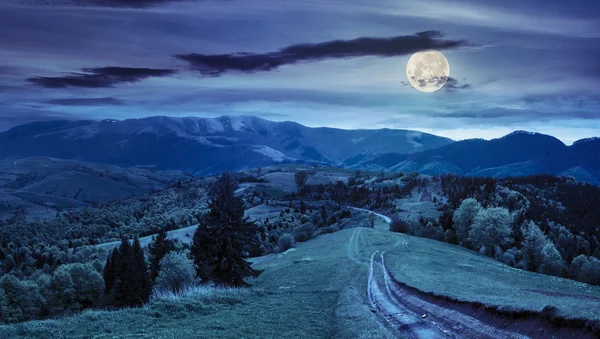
[579,257,600,285]
[0,274,44,323]
[55,263,104,309]
[278,233,295,252]
[321,225,338,234]
[293,223,315,243]
[538,243,566,277]
[155,251,197,294]
[389,217,409,233]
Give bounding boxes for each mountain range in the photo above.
[0,116,598,184]
[357,131,600,184]
[0,116,452,175]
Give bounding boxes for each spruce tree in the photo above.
[190,173,262,287]
[102,251,114,294]
[149,228,174,281]
[131,236,152,304]
[112,236,132,306]
[109,237,152,307]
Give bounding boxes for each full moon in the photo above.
[406,49,450,92]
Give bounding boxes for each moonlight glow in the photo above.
[406,50,450,92]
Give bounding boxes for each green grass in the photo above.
[5,217,599,338]
[0,229,396,339]
[383,233,600,322]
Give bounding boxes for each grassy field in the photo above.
[1,229,395,339]
[383,234,600,322]
[4,212,600,338]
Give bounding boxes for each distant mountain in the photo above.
[358,131,600,184]
[0,156,191,219]
[0,116,453,175]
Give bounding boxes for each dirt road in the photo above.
[348,225,531,339]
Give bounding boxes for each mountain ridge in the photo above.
[0,115,453,175]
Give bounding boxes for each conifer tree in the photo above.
[190,173,262,287]
[149,228,174,281]
[102,251,114,294]
[111,236,151,307]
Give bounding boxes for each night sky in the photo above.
[1,0,599,144]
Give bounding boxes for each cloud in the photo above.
[27,67,176,88]
[175,31,468,76]
[400,76,472,92]
[27,0,185,8]
[44,97,125,106]
[443,77,473,91]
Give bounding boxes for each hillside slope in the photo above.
[0,157,191,219]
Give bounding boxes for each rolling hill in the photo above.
[0,156,191,219]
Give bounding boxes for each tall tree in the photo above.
[112,236,151,307]
[102,251,115,294]
[452,198,482,245]
[295,170,309,188]
[148,228,174,282]
[521,221,549,272]
[190,173,262,287]
[468,207,513,257]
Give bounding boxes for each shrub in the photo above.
[321,225,338,234]
[155,251,197,294]
[293,223,315,243]
[278,233,295,252]
[389,217,409,233]
[56,263,104,309]
[579,257,600,285]
[569,254,588,279]
[0,274,44,323]
[499,252,516,266]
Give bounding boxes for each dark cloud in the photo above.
[29,0,185,8]
[27,67,176,88]
[176,31,468,76]
[444,77,473,91]
[44,97,125,106]
[400,76,472,92]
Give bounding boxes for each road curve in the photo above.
[347,212,530,339]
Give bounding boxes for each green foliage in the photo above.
[389,217,409,234]
[0,274,44,323]
[368,212,375,228]
[278,233,295,252]
[109,237,152,307]
[579,257,600,285]
[190,173,262,287]
[521,221,549,271]
[294,171,309,188]
[452,198,482,245]
[149,228,174,281]
[48,269,76,313]
[293,223,315,243]
[56,263,104,309]
[538,243,566,277]
[468,207,513,257]
[155,251,196,294]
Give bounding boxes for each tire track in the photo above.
[346,210,529,339]
[380,252,529,339]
